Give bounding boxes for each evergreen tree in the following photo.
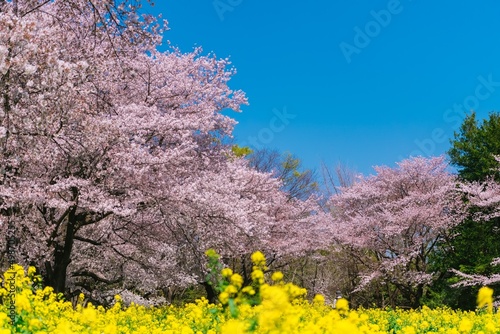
[428,111,500,310]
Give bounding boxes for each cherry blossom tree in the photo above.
[0,0,325,304]
[328,156,467,307]
[459,158,500,221]
[451,157,500,295]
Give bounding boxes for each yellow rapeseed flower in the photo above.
[221,319,247,334]
[251,269,264,284]
[458,318,473,333]
[5,252,500,334]
[335,298,349,312]
[230,273,243,289]
[271,271,283,282]
[205,249,219,259]
[16,293,32,312]
[221,268,233,278]
[313,294,325,306]
[401,325,416,334]
[27,266,36,277]
[251,251,266,267]
[225,285,238,295]
[241,286,255,296]
[219,291,229,305]
[477,286,494,313]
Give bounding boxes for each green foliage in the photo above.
[204,249,225,295]
[282,153,300,171]
[428,111,500,309]
[247,149,318,200]
[448,111,500,182]
[428,216,500,309]
[427,250,479,309]
[281,153,318,192]
[231,145,253,158]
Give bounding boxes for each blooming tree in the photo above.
[0,0,324,303]
[328,156,467,307]
[452,157,500,293]
[458,157,500,221]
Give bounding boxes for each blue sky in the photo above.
[147,1,500,176]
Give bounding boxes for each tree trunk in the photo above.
[45,206,77,295]
[202,281,217,304]
[412,284,424,309]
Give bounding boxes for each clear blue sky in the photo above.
[147,1,500,176]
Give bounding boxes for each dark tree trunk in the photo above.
[202,281,217,304]
[412,284,424,309]
[44,205,77,295]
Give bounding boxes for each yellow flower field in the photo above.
[0,254,498,334]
